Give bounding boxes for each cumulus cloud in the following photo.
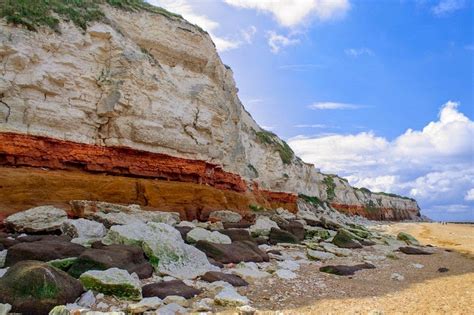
[288,101,474,220]
[345,48,374,57]
[309,102,364,110]
[241,25,257,43]
[267,31,300,53]
[148,0,251,52]
[224,0,350,27]
[431,0,466,16]
[465,188,474,201]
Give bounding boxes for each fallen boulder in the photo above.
[332,229,362,249]
[142,280,201,299]
[278,220,305,241]
[61,219,106,246]
[79,267,142,300]
[397,232,420,246]
[307,249,336,261]
[67,244,153,279]
[0,261,83,315]
[5,240,85,267]
[218,229,254,243]
[200,271,249,287]
[268,228,299,244]
[4,206,67,233]
[249,217,279,237]
[195,240,269,264]
[320,263,375,276]
[399,246,432,255]
[186,227,232,244]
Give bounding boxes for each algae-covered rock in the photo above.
[48,257,78,271]
[305,227,331,240]
[397,232,420,245]
[348,228,371,239]
[0,261,83,315]
[332,229,363,249]
[79,267,142,300]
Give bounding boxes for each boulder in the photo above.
[200,271,248,287]
[208,210,242,223]
[348,228,371,239]
[275,208,296,220]
[0,250,6,268]
[223,222,253,229]
[0,261,83,315]
[16,235,71,243]
[79,267,142,300]
[307,249,336,261]
[249,217,279,237]
[175,226,193,240]
[195,240,269,264]
[0,237,19,249]
[332,229,363,249]
[278,220,305,241]
[397,232,420,246]
[275,269,297,280]
[128,297,162,313]
[61,219,106,246]
[320,263,375,276]
[142,280,201,299]
[305,226,331,240]
[268,228,299,244]
[5,240,85,267]
[320,216,344,231]
[214,287,249,307]
[399,246,432,255]
[155,303,187,315]
[232,262,270,280]
[103,222,215,279]
[186,227,232,244]
[4,206,67,233]
[321,242,352,257]
[67,244,153,279]
[218,229,254,243]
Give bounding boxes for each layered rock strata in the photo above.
[0,4,420,220]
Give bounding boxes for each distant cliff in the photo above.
[0,1,420,221]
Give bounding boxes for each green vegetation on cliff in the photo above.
[256,130,294,165]
[323,175,336,200]
[0,0,181,32]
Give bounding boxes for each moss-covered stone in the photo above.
[48,257,78,272]
[332,229,362,249]
[348,228,371,239]
[305,227,331,240]
[79,268,142,301]
[397,232,419,245]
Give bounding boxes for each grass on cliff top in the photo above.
[256,130,294,165]
[0,0,182,32]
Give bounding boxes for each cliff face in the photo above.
[0,5,420,220]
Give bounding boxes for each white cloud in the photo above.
[288,101,474,220]
[345,48,374,57]
[224,0,350,27]
[147,0,246,52]
[465,188,474,201]
[432,0,466,16]
[308,102,363,110]
[267,31,300,53]
[241,25,257,43]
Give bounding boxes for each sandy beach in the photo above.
[235,222,474,314]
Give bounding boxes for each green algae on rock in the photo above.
[397,232,420,245]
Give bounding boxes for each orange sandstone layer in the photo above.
[330,203,419,221]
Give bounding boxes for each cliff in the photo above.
[0,2,420,221]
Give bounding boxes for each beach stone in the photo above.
[218,229,254,242]
[214,287,249,306]
[348,228,371,239]
[4,206,67,233]
[195,240,269,264]
[321,242,352,256]
[77,290,96,308]
[0,250,6,268]
[175,226,193,240]
[223,222,253,229]
[278,220,305,241]
[320,263,375,276]
[277,260,300,271]
[307,249,336,261]
[232,262,270,280]
[305,226,331,240]
[209,210,242,223]
[5,240,85,266]
[67,244,153,279]
[320,216,344,230]
[0,268,8,278]
[332,229,363,249]
[438,267,449,273]
[155,303,187,315]
[61,219,107,245]
[0,261,83,315]
[249,217,279,237]
[192,298,214,312]
[269,228,299,244]
[399,246,432,255]
[200,271,249,286]
[128,297,162,313]
[391,273,405,281]
[397,232,420,245]
[163,295,188,306]
[0,304,12,315]
[238,305,257,315]
[276,208,297,220]
[186,227,232,244]
[142,280,201,299]
[79,268,142,300]
[275,269,297,280]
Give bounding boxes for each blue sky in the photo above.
[149,0,473,222]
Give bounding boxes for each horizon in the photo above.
[148,0,473,222]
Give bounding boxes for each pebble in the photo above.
[391,273,405,281]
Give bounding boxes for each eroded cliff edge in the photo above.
[0,3,420,221]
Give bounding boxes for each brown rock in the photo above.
[142,280,201,299]
[218,229,254,242]
[195,240,269,264]
[320,263,376,276]
[399,246,433,255]
[200,271,248,286]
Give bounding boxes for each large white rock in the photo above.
[0,250,6,268]
[4,206,67,233]
[307,249,336,261]
[276,208,297,220]
[103,222,216,279]
[128,297,162,313]
[232,262,270,280]
[275,269,297,280]
[321,242,351,257]
[0,303,11,315]
[61,219,106,246]
[277,260,300,271]
[214,287,249,307]
[155,303,187,315]
[186,227,231,244]
[249,217,279,237]
[79,268,142,301]
[208,210,242,223]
